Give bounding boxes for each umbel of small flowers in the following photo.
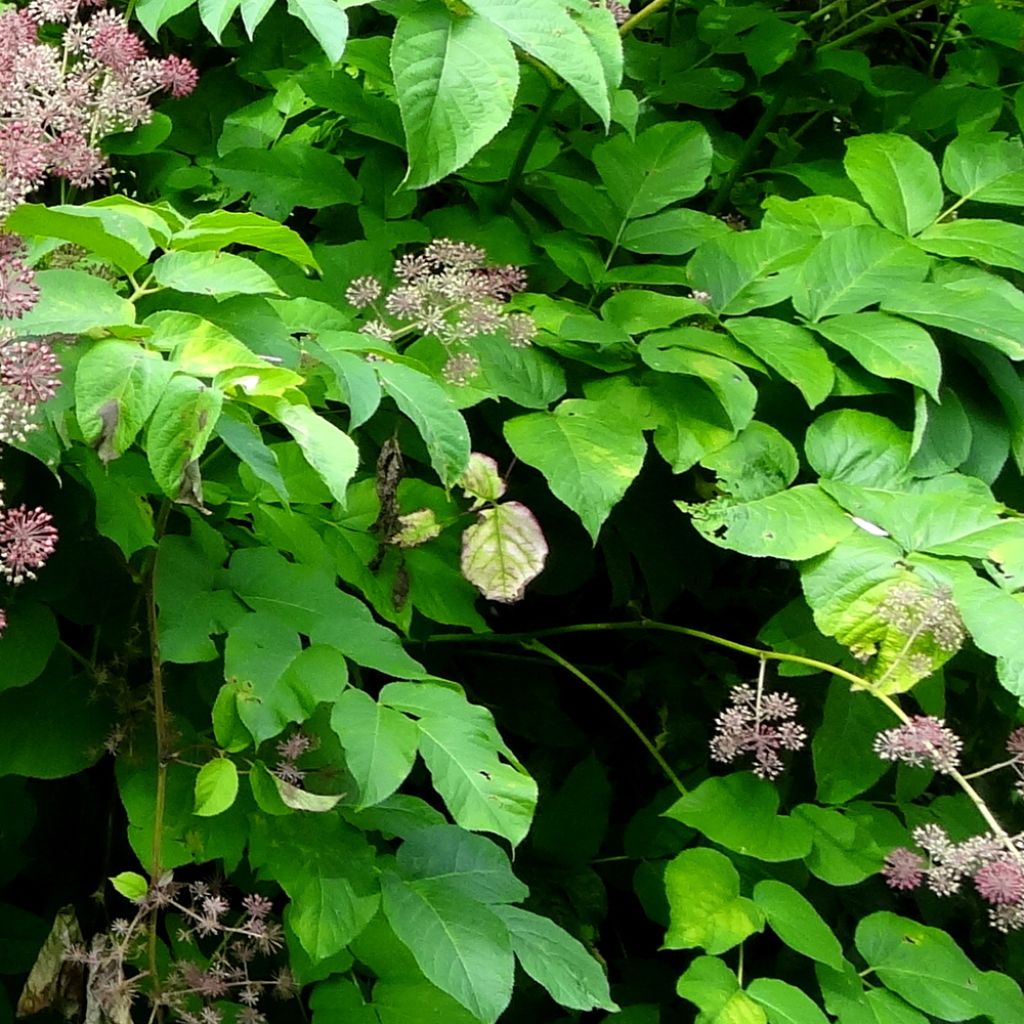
[0,479,59,635]
[65,875,295,1024]
[345,238,537,385]
[0,0,198,217]
[709,659,807,779]
[879,722,1024,931]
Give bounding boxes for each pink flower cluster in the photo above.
[0,0,198,216]
[709,682,807,779]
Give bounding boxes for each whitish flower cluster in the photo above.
[709,682,807,779]
[883,824,1024,932]
[873,715,962,773]
[0,0,198,216]
[345,238,536,385]
[877,582,966,654]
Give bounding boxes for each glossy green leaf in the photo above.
[381,681,537,846]
[916,218,1024,273]
[620,208,730,254]
[942,132,1024,205]
[274,401,359,507]
[665,774,813,862]
[109,871,149,902]
[193,758,239,816]
[844,134,943,235]
[170,210,319,269]
[793,225,931,321]
[677,956,767,1024]
[812,312,940,398]
[747,979,829,1024]
[463,0,614,123]
[331,688,418,808]
[505,399,647,542]
[391,4,518,188]
[215,405,290,503]
[494,905,618,1012]
[664,848,763,954]
[381,872,514,1024]
[376,361,471,485]
[152,250,282,296]
[287,0,349,62]
[593,122,712,219]
[11,270,135,335]
[198,0,240,39]
[751,880,843,970]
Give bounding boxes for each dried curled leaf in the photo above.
[16,907,85,1020]
[392,507,442,548]
[460,452,507,507]
[461,501,548,603]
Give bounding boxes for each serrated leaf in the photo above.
[391,4,518,188]
[12,270,135,335]
[331,688,418,808]
[942,132,1024,205]
[505,399,646,542]
[381,872,514,1024]
[193,758,239,817]
[375,361,471,485]
[463,0,612,123]
[152,251,283,296]
[287,0,349,62]
[171,210,319,269]
[844,134,943,236]
[274,402,359,507]
[460,501,548,603]
[494,905,618,1011]
[916,218,1024,273]
[811,312,941,399]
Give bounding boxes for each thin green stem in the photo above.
[821,0,893,41]
[619,0,670,37]
[708,85,791,215]
[820,0,936,51]
[523,639,687,795]
[498,84,561,212]
[928,0,963,75]
[963,756,1024,781]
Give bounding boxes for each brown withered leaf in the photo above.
[16,906,85,1020]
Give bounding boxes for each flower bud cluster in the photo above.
[345,238,536,385]
[873,715,962,773]
[709,681,807,779]
[883,824,1024,932]
[1,0,198,217]
[877,582,966,654]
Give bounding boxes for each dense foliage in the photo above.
[7,0,1024,1021]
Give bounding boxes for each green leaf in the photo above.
[287,0,349,62]
[844,134,943,236]
[208,143,361,221]
[601,291,706,334]
[381,681,537,846]
[620,208,730,255]
[812,681,891,804]
[198,0,240,39]
[136,0,193,36]
[942,132,1024,205]
[193,758,239,816]
[397,825,529,904]
[794,226,931,321]
[795,804,902,886]
[880,279,1024,360]
[805,409,912,487]
[391,4,518,189]
[812,313,941,398]
[250,815,379,961]
[375,362,471,485]
[592,122,712,219]
[331,688,418,808]
[460,501,548,603]
[664,774,813,862]
[170,211,319,270]
[0,604,58,693]
[274,402,359,507]
[228,548,425,678]
[152,250,282,296]
[751,880,843,970]
[747,979,829,1024]
[504,399,647,542]
[700,422,799,502]
[639,341,756,430]
[679,485,854,560]
[855,913,1024,1021]
[677,956,767,1024]
[663,848,764,954]
[725,317,834,408]
[463,0,613,123]
[145,375,223,498]
[109,872,148,902]
[916,218,1024,273]
[493,905,618,1012]
[381,872,514,1024]
[10,270,135,335]
[688,227,811,315]
[215,406,290,503]
[274,778,345,812]
[5,204,157,273]
[761,195,876,236]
